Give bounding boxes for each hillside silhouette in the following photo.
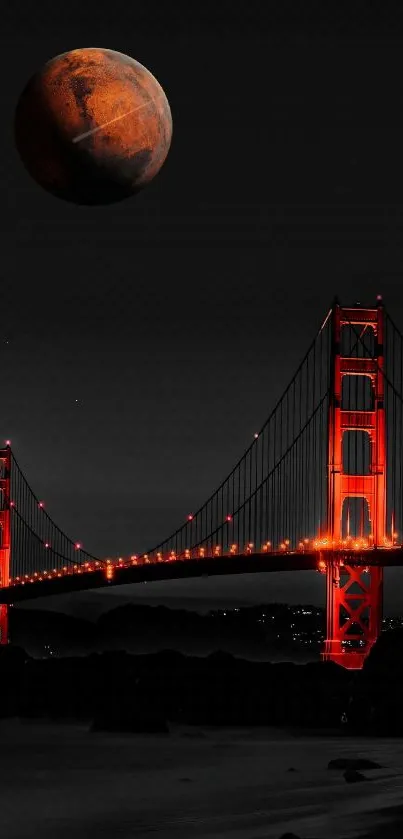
[1,624,402,734]
[8,602,323,660]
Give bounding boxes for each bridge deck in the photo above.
[1,548,403,604]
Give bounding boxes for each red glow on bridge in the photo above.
[1,300,403,672]
[322,302,386,669]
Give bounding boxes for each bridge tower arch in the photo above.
[322,301,386,669]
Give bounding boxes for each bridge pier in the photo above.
[321,555,383,669]
[0,605,8,645]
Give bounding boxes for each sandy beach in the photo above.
[1,720,403,837]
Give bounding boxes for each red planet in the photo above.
[15,47,173,205]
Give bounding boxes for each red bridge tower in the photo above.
[322,302,386,669]
[0,446,11,645]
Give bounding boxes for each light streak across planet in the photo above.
[72,98,155,143]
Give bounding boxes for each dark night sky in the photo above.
[3,1,403,613]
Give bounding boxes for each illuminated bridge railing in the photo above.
[5,534,401,592]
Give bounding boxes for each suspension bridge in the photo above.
[1,297,403,669]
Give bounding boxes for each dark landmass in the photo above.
[0,644,349,729]
[8,601,325,659]
[9,600,402,663]
[1,627,403,736]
